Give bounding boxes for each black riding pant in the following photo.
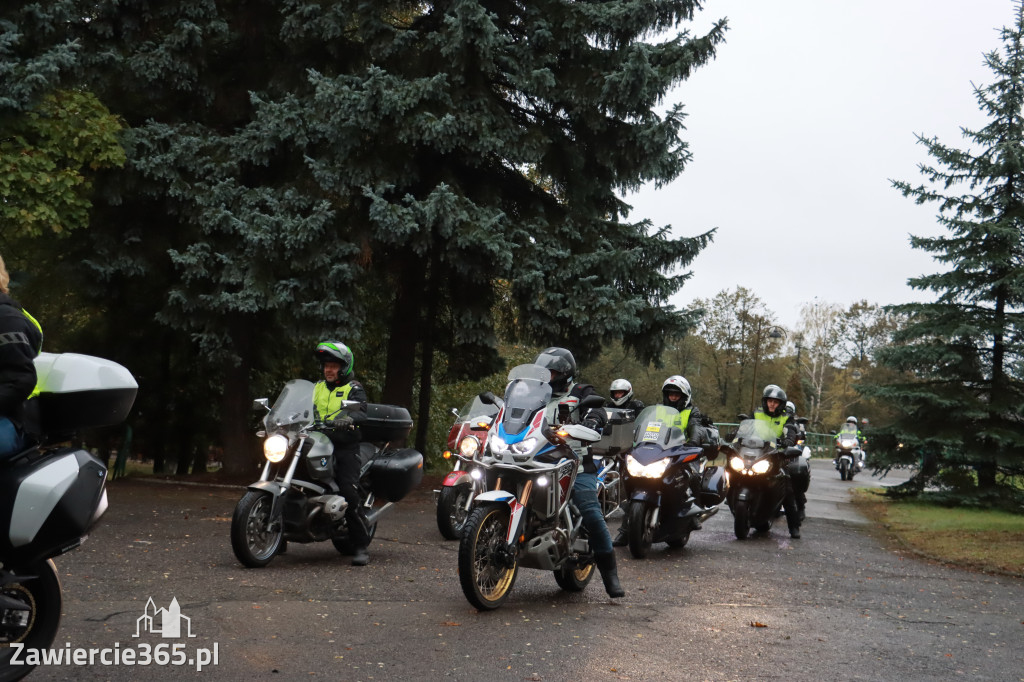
[333,442,370,549]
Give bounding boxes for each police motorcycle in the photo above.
[622,406,725,558]
[834,426,864,481]
[1,353,137,680]
[435,392,501,540]
[457,364,605,611]
[723,418,803,539]
[231,379,423,567]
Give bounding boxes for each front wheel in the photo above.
[627,500,654,559]
[0,560,63,682]
[458,505,519,611]
[231,491,283,568]
[733,500,751,539]
[436,481,473,540]
[553,560,595,592]
[839,461,850,481]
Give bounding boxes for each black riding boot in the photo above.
[611,522,629,547]
[595,552,625,598]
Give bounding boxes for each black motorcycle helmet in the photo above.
[534,347,576,393]
[761,384,787,417]
[314,341,355,380]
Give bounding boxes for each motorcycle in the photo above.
[621,406,725,558]
[592,407,635,521]
[834,428,864,481]
[1,353,137,681]
[457,364,605,611]
[784,417,812,519]
[723,418,803,539]
[435,393,501,540]
[231,379,423,568]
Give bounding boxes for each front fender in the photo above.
[442,470,472,487]
[628,489,657,505]
[247,480,286,496]
[472,490,522,545]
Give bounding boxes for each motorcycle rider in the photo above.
[0,253,43,460]
[784,400,811,521]
[609,379,645,413]
[753,384,802,538]
[834,416,866,469]
[614,375,713,545]
[312,341,371,566]
[534,347,624,598]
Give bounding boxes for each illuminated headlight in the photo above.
[840,439,856,448]
[751,459,771,474]
[470,468,483,480]
[264,435,288,463]
[489,435,509,455]
[626,455,670,478]
[458,436,481,458]
[513,438,537,454]
[729,456,745,472]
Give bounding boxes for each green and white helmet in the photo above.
[314,341,354,379]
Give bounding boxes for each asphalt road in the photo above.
[21,460,1024,681]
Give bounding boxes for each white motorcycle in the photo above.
[0,353,137,681]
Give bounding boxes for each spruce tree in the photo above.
[876,2,1024,503]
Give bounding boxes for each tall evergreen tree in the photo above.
[875,3,1024,501]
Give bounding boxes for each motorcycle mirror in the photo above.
[580,394,606,409]
[479,391,498,405]
[737,413,751,421]
[253,398,270,412]
[702,443,720,460]
[784,446,803,458]
[795,417,809,425]
[449,407,459,418]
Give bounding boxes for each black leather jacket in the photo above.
[0,294,43,429]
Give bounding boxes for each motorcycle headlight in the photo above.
[489,435,508,455]
[840,439,856,448]
[751,459,771,474]
[458,436,481,458]
[513,437,537,454]
[626,455,670,478]
[264,434,289,463]
[729,456,745,472]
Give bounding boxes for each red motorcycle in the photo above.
[434,392,501,539]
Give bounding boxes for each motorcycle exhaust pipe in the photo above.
[364,502,395,528]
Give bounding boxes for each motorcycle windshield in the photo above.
[732,419,779,449]
[632,405,687,448]
[500,364,552,435]
[457,395,500,424]
[266,379,316,430]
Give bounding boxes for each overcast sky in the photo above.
[627,0,1019,329]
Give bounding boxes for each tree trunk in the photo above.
[220,316,257,476]
[382,253,426,409]
[414,250,441,455]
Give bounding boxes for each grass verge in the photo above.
[850,488,1024,577]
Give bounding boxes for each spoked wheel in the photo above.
[436,482,473,540]
[0,560,63,682]
[458,505,518,611]
[733,500,751,539]
[231,491,283,567]
[627,500,654,559]
[553,560,595,592]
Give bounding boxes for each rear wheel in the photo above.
[0,560,62,682]
[436,481,473,540]
[553,560,595,592]
[627,500,654,559]
[231,491,283,568]
[458,505,518,611]
[733,500,751,539]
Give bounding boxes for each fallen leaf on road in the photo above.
[750,621,767,628]
[441,622,460,627]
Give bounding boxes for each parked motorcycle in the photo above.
[231,379,423,568]
[435,393,501,540]
[457,364,605,611]
[723,418,803,539]
[1,353,137,681]
[834,427,864,481]
[621,406,724,558]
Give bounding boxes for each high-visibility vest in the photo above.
[754,410,788,440]
[313,380,358,421]
[22,308,43,399]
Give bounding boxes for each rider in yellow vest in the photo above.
[753,384,802,539]
[0,253,43,459]
[313,341,371,566]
